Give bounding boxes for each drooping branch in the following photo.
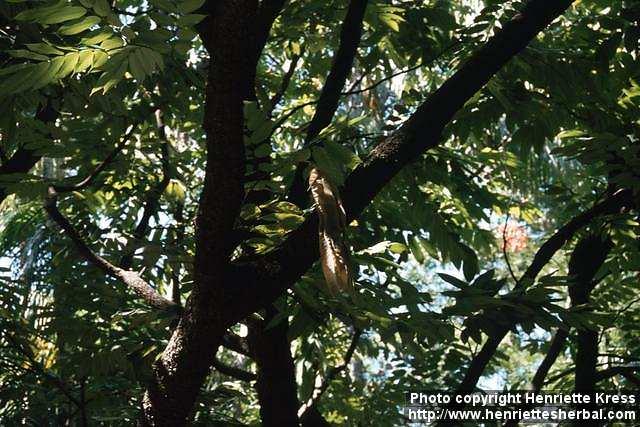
[53,123,138,193]
[342,40,461,96]
[43,187,179,313]
[503,234,613,426]
[4,333,82,408]
[530,329,569,391]
[221,331,251,357]
[455,189,632,393]
[595,366,640,386]
[458,190,634,391]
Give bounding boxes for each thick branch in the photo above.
[236,0,579,315]
[141,2,266,424]
[570,234,613,396]
[43,187,178,313]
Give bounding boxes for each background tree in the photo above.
[1,0,639,425]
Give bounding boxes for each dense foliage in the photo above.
[0,0,639,425]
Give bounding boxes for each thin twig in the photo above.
[342,40,461,96]
[269,51,304,115]
[120,110,172,269]
[502,213,518,283]
[54,123,138,193]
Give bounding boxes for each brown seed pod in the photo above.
[308,167,353,295]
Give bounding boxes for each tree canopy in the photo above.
[1,0,639,425]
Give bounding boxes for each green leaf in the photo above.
[0,64,36,93]
[409,236,426,263]
[92,50,109,68]
[100,37,124,50]
[133,48,155,75]
[28,61,56,91]
[253,143,272,158]
[438,273,468,289]
[14,0,66,21]
[177,14,206,26]
[127,51,146,82]
[311,146,345,186]
[149,0,176,13]
[81,30,113,45]
[460,243,479,281]
[7,49,49,61]
[75,50,94,72]
[92,0,112,17]
[177,0,205,14]
[26,43,64,56]
[378,10,404,32]
[58,15,101,35]
[556,129,585,139]
[58,52,80,78]
[40,6,87,24]
[0,63,31,77]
